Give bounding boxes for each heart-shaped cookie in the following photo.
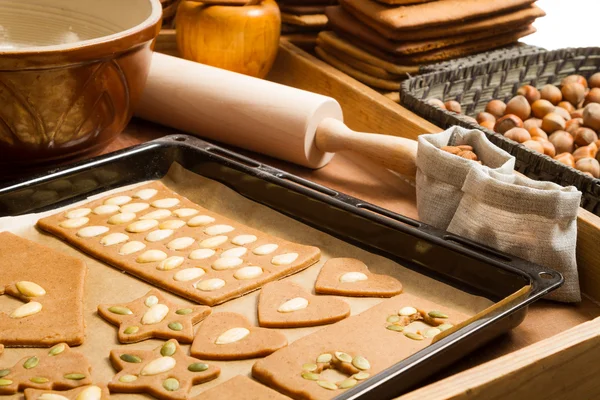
[190,312,287,360]
[315,258,403,297]
[258,281,350,328]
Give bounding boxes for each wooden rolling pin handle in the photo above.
[315,118,418,178]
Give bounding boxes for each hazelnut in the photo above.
[583,103,600,131]
[523,118,543,131]
[517,85,541,104]
[457,150,478,161]
[427,98,446,109]
[590,72,600,89]
[573,143,598,162]
[584,88,600,106]
[540,140,556,157]
[572,109,585,119]
[540,84,562,105]
[445,100,462,114]
[479,120,495,130]
[522,140,544,153]
[462,115,478,124]
[532,136,547,143]
[575,157,600,178]
[565,118,584,135]
[528,126,548,140]
[504,127,531,143]
[542,112,567,133]
[555,152,575,168]
[549,130,574,154]
[485,99,507,119]
[505,95,531,121]
[477,112,496,124]
[495,114,524,134]
[561,82,586,106]
[553,106,572,121]
[561,74,588,89]
[531,99,555,119]
[558,101,576,114]
[574,127,599,146]
[441,146,461,155]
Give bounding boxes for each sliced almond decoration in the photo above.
[65,208,91,219]
[253,243,278,255]
[120,202,150,213]
[119,241,146,255]
[234,266,263,280]
[104,195,132,206]
[212,257,243,270]
[77,226,109,238]
[220,247,247,258]
[142,304,170,324]
[93,204,120,215]
[141,356,176,376]
[277,297,308,313]
[399,306,417,316]
[145,295,159,307]
[196,278,225,291]
[134,188,158,200]
[339,272,368,283]
[126,219,159,233]
[16,281,46,297]
[74,385,102,400]
[151,198,180,208]
[108,212,137,225]
[204,224,235,236]
[10,301,42,318]
[136,249,168,263]
[215,327,250,344]
[231,234,257,245]
[271,253,299,265]
[174,267,205,282]
[167,237,195,250]
[145,229,174,242]
[157,256,185,271]
[60,217,89,229]
[140,209,172,220]
[173,208,199,217]
[159,220,186,230]
[101,232,129,246]
[189,249,216,260]
[187,215,215,227]
[199,235,228,248]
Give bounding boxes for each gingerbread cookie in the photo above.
[315,258,402,297]
[192,375,291,400]
[281,12,328,28]
[37,181,321,306]
[258,281,350,328]
[190,312,287,360]
[0,343,92,395]
[253,293,468,400]
[280,4,326,15]
[98,289,211,343]
[24,385,109,400]
[108,339,220,400]
[0,232,86,347]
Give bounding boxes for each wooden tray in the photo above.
[154,33,600,399]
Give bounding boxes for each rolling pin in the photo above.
[135,52,418,178]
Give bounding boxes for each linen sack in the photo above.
[416,126,515,230]
[448,167,581,303]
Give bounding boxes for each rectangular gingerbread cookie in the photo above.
[252,292,469,400]
[37,181,321,306]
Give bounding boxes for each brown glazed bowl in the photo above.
[0,0,162,172]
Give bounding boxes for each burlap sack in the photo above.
[416,126,515,230]
[448,168,581,302]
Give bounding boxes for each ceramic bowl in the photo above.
[0,0,162,171]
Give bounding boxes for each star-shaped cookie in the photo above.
[0,343,92,395]
[108,339,220,400]
[190,312,288,360]
[98,289,211,343]
[315,258,403,297]
[24,384,109,399]
[258,281,350,328]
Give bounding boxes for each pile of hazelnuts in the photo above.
[427,73,600,178]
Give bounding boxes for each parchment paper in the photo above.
[0,163,492,399]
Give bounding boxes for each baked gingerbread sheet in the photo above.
[0,163,492,399]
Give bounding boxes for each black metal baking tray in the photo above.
[0,134,562,399]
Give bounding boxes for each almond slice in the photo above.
[151,198,180,208]
[134,188,158,200]
[65,208,91,219]
[215,327,249,344]
[77,226,109,238]
[104,195,132,206]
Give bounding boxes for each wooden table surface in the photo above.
[110,119,600,384]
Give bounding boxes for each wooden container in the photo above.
[154,34,600,399]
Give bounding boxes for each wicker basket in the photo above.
[401,47,600,216]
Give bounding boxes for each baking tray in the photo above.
[0,134,562,399]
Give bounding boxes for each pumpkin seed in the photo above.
[386,325,404,332]
[352,356,370,371]
[317,380,338,390]
[163,378,180,392]
[176,308,193,315]
[302,363,318,372]
[64,373,86,380]
[188,363,209,372]
[424,328,442,338]
[49,344,65,356]
[168,322,183,331]
[404,332,424,341]
[387,315,401,323]
[108,306,132,315]
[124,326,139,335]
[301,372,319,381]
[161,342,177,357]
[119,374,138,383]
[428,310,448,319]
[338,378,357,389]
[120,354,142,363]
[0,379,12,386]
[438,323,453,331]
[0,370,10,378]
[353,372,370,380]
[334,352,352,363]
[30,377,49,384]
[23,356,39,369]
[316,353,332,363]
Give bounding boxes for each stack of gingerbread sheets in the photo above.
[278,0,337,50]
[315,0,545,94]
